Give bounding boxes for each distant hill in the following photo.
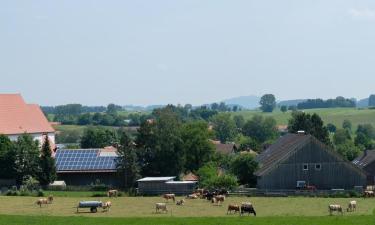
[278,99,307,107]
[221,95,260,109]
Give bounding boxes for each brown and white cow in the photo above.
[227,204,240,214]
[176,199,185,206]
[364,190,375,198]
[107,190,118,198]
[36,198,49,208]
[163,194,175,202]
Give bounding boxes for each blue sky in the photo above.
[1,1,375,106]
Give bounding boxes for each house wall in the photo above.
[7,132,55,147]
[257,139,366,190]
[57,172,121,187]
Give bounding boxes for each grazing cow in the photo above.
[364,190,375,198]
[347,201,357,212]
[186,194,199,199]
[107,190,118,198]
[204,192,215,201]
[176,199,185,206]
[214,195,225,202]
[102,201,112,212]
[241,202,256,216]
[227,204,240,214]
[329,204,343,215]
[47,195,54,204]
[155,203,168,213]
[163,194,176,202]
[211,197,222,206]
[36,198,49,208]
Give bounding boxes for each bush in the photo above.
[37,189,45,197]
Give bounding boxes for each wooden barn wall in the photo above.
[258,140,366,190]
[364,162,375,185]
[57,172,121,187]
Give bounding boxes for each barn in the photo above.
[55,148,121,187]
[353,150,375,185]
[137,177,197,195]
[255,133,366,190]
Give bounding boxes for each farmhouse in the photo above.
[353,150,375,185]
[55,148,121,187]
[0,94,55,146]
[137,177,197,195]
[255,133,366,190]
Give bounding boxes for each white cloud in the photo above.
[349,8,375,20]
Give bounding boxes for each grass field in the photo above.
[0,196,374,218]
[0,196,375,225]
[232,108,375,128]
[0,215,374,225]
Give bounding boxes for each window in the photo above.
[303,164,308,171]
[315,164,321,171]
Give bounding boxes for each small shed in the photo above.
[49,181,67,190]
[137,177,197,195]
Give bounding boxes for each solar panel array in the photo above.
[55,149,117,171]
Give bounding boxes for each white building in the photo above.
[0,94,55,147]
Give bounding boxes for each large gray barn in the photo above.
[255,133,366,190]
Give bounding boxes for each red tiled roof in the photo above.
[182,172,199,181]
[0,94,54,135]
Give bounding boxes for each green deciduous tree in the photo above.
[14,134,40,184]
[288,112,331,145]
[242,115,277,144]
[233,115,245,129]
[333,129,351,146]
[116,130,140,189]
[342,120,352,132]
[181,121,215,172]
[280,105,288,113]
[327,123,337,133]
[38,136,57,186]
[230,153,258,187]
[137,107,184,177]
[336,141,361,161]
[0,135,15,179]
[80,127,118,148]
[259,94,276,112]
[211,113,237,143]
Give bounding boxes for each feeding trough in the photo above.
[76,201,103,213]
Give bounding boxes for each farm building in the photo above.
[55,148,121,187]
[0,94,55,147]
[255,133,366,190]
[211,140,238,154]
[137,177,197,195]
[353,150,375,185]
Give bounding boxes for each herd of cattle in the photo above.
[33,189,374,215]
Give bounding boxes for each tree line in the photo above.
[0,135,56,187]
[296,97,356,109]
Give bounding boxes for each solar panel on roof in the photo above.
[55,149,118,172]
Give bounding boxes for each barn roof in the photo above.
[55,149,118,173]
[255,133,311,176]
[137,177,176,182]
[353,150,375,168]
[0,94,54,135]
[213,142,237,154]
[255,133,365,177]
